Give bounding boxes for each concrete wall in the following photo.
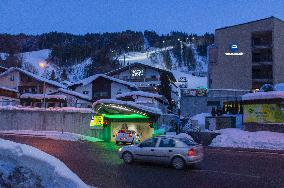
[0,109,93,136]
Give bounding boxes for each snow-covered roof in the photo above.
[242,91,284,101]
[69,74,138,89]
[116,91,164,99]
[0,86,18,93]
[0,67,66,89]
[106,62,176,82]
[93,99,162,115]
[0,106,93,113]
[49,88,91,101]
[20,93,67,100]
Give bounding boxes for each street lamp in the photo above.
[39,61,48,109]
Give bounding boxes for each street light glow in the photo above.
[39,61,47,68]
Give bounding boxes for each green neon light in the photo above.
[102,114,148,119]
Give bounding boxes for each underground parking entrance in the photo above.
[90,99,163,142]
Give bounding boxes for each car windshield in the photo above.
[179,138,197,146]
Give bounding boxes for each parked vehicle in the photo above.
[118,135,204,169]
[115,130,140,144]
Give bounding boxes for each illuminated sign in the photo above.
[131,69,144,77]
[225,44,244,56]
[90,115,104,127]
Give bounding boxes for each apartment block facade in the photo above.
[208,17,284,90]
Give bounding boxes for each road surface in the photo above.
[0,134,283,188]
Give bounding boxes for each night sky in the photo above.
[1,0,284,34]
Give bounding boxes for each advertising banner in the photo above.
[244,104,284,123]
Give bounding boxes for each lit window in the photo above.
[83,91,89,94]
[10,75,15,81]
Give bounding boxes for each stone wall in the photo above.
[0,109,93,136]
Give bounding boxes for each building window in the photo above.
[10,75,15,81]
[83,91,89,95]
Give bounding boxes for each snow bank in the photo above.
[0,130,103,142]
[0,138,89,188]
[0,86,18,93]
[242,91,284,101]
[0,106,93,113]
[210,128,284,150]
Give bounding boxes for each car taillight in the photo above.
[116,133,118,137]
[188,148,196,156]
[129,134,133,137]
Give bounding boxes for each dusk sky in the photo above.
[1,0,284,35]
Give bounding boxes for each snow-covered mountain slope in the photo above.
[9,49,91,82]
[117,46,208,89]
[2,45,208,89]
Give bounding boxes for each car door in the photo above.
[154,138,176,163]
[134,137,159,161]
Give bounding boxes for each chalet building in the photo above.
[0,67,65,94]
[106,62,177,93]
[0,86,19,106]
[116,91,169,113]
[68,74,138,102]
[208,16,284,91]
[49,88,92,108]
[20,93,67,108]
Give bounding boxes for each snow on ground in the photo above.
[0,138,89,187]
[0,130,103,142]
[22,49,52,75]
[68,58,92,82]
[0,105,93,113]
[172,69,207,89]
[210,128,284,150]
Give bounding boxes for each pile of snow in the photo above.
[0,130,102,142]
[0,138,89,187]
[242,91,284,101]
[210,128,284,150]
[0,106,93,113]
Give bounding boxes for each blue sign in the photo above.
[230,44,238,52]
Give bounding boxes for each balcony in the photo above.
[251,31,272,49]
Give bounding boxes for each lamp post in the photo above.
[39,62,48,109]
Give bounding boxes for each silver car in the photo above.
[118,135,204,170]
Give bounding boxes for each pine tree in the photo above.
[61,69,68,81]
[159,72,173,111]
[50,70,57,81]
[163,50,172,69]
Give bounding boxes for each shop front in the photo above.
[91,99,162,142]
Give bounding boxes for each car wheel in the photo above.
[122,152,134,164]
[171,157,185,170]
